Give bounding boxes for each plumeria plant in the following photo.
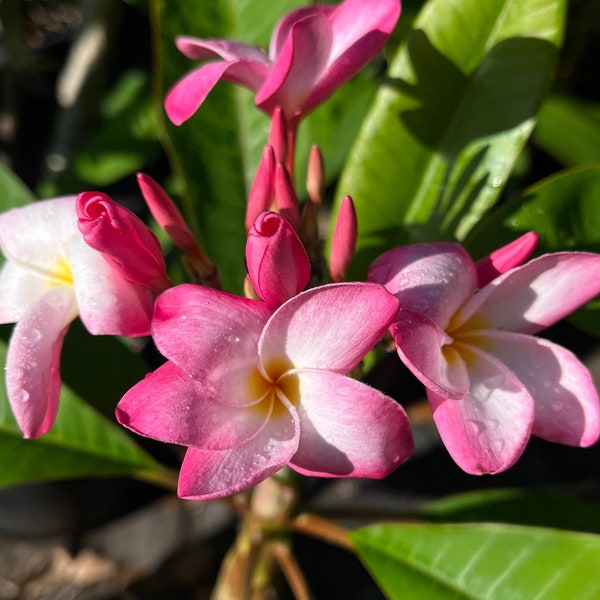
[3,0,600,598]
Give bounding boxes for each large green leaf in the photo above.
[534,94,600,167]
[465,165,600,336]
[0,340,170,489]
[352,523,600,600]
[332,0,565,278]
[152,0,304,292]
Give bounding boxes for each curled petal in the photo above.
[68,235,154,337]
[152,284,273,406]
[430,343,534,475]
[257,13,332,118]
[77,191,170,291]
[270,5,336,60]
[177,405,299,501]
[329,195,357,283]
[246,211,310,307]
[369,242,477,327]
[475,231,538,287]
[6,287,77,438]
[260,283,399,374]
[454,252,600,334]
[390,310,469,399]
[116,362,271,450]
[466,330,600,447]
[287,369,413,478]
[176,36,269,63]
[165,60,269,125]
[304,0,400,113]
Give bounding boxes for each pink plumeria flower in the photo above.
[369,241,600,475]
[116,282,413,500]
[165,0,400,130]
[246,211,311,307]
[0,195,169,438]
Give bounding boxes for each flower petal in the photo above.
[453,252,600,334]
[0,262,49,323]
[6,287,76,438]
[390,310,469,399]
[0,196,78,276]
[177,407,299,501]
[176,36,269,63]
[116,362,271,450]
[269,6,336,60]
[430,343,534,474]
[259,283,399,374]
[304,0,400,113]
[152,284,273,406]
[256,13,332,118]
[165,60,269,125]
[68,235,154,337]
[465,330,600,447]
[286,369,413,478]
[368,243,477,327]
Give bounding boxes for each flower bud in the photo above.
[246,211,310,306]
[329,195,357,282]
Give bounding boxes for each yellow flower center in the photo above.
[247,357,299,419]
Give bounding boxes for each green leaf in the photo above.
[332,0,565,278]
[465,165,600,335]
[352,523,600,600]
[0,163,35,210]
[422,488,600,535]
[534,94,600,167]
[0,339,169,489]
[152,0,304,292]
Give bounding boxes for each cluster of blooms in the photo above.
[2,0,600,500]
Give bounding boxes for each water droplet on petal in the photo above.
[552,400,564,412]
[23,327,42,342]
[13,389,30,403]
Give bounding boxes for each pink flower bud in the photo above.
[274,163,301,229]
[77,191,170,292]
[268,106,288,166]
[246,211,310,306]
[329,195,357,282]
[475,231,539,287]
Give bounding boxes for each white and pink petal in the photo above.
[430,343,534,475]
[465,330,600,447]
[286,369,413,478]
[390,310,469,399]
[453,252,600,335]
[116,362,274,450]
[6,287,77,438]
[177,406,300,501]
[368,242,477,328]
[259,283,399,375]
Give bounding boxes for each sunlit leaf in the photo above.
[352,523,600,600]
[332,0,565,278]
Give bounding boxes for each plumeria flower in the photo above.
[165,0,400,131]
[369,241,600,474]
[0,194,169,439]
[116,282,413,500]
